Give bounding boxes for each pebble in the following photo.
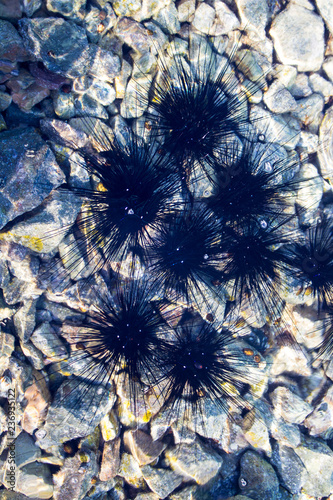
[22,376,50,434]
[235,0,268,39]
[295,436,333,497]
[250,106,300,150]
[270,386,313,424]
[0,92,12,111]
[120,76,150,118]
[141,465,184,499]
[270,4,325,72]
[112,0,141,19]
[22,0,42,16]
[318,104,333,181]
[271,443,305,495]
[165,440,223,485]
[177,0,196,23]
[242,408,271,455]
[30,322,67,362]
[13,298,37,342]
[292,93,325,133]
[274,64,297,88]
[14,431,42,468]
[53,90,76,119]
[324,57,333,83]
[215,1,240,34]
[239,450,280,500]
[309,73,333,102]
[263,80,297,114]
[15,462,53,499]
[289,73,312,98]
[123,429,166,466]
[156,3,181,34]
[114,17,152,56]
[75,93,109,119]
[315,0,333,35]
[192,3,215,35]
[46,0,86,18]
[118,453,145,489]
[99,437,121,481]
[0,0,22,20]
[86,78,116,105]
[304,385,333,437]
[88,45,121,82]
[19,18,91,78]
[270,418,301,448]
[0,20,28,62]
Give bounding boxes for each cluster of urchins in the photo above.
[44,33,333,429]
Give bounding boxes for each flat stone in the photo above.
[215,1,240,34]
[270,386,312,424]
[271,443,305,495]
[118,453,145,489]
[114,17,152,55]
[19,18,91,78]
[315,0,333,35]
[239,450,279,500]
[123,429,166,466]
[264,80,297,113]
[304,385,333,437]
[13,298,37,343]
[46,0,86,18]
[141,465,183,499]
[30,322,67,362]
[22,376,50,434]
[309,73,333,102]
[242,408,271,455]
[165,440,223,485]
[22,0,42,16]
[270,418,301,448]
[14,431,42,468]
[155,3,181,34]
[99,437,121,481]
[192,3,215,35]
[0,20,28,62]
[292,93,324,132]
[236,0,268,39]
[295,436,333,497]
[11,83,50,112]
[250,106,300,150]
[88,44,121,82]
[324,57,333,83]
[16,462,53,499]
[270,4,325,72]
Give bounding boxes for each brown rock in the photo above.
[99,437,121,481]
[123,429,166,466]
[22,372,50,434]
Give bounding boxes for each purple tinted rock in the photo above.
[0,20,29,62]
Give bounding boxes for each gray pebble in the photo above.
[289,73,312,98]
[123,429,166,466]
[165,440,223,485]
[291,93,324,133]
[115,17,152,55]
[239,450,279,500]
[263,80,297,113]
[295,436,333,497]
[250,106,300,150]
[0,20,28,62]
[30,322,68,362]
[270,4,325,72]
[88,44,121,82]
[236,0,268,39]
[0,127,65,230]
[21,0,42,17]
[14,431,42,469]
[315,0,333,35]
[46,0,86,18]
[15,462,53,499]
[309,73,333,102]
[13,298,37,343]
[75,93,109,119]
[0,92,12,111]
[19,17,90,78]
[192,3,215,35]
[155,3,181,34]
[324,57,333,83]
[177,0,195,23]
[270,386,313,424]
[215,1,240,34]
[53,90,76,119]
[141,465,183,499]
[271,443,305,494]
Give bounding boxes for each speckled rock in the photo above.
[165,440,223,485]
[270,4,325,72]
[271,443,305,495]
[13,298,37,342]
[263,80,297,114]
[100,437,121,481]
[19,18,91,78]
[114,18,152,55]
[16,462,53,499]
[270,386,313,424]
[236,0,268,39]
[304,385,333,437]
[155,3,180,34]
[315,0,333,34]
[46,0,86,18]
[141,465,184,499]
[295,436,333,497]
[35,379,116,450]
[291,93,324,132]
[0,92,12,111]
[53,448,99,500]
[250,106,300,150]
[22,375,50,434]
[0,20,28,62]
[123,429,166,466]
[22,0,42,16]
[118,453,145,489]
[88,45,121,82]
[239,450,279,500]
[0,127,64,230]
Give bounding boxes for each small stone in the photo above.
[46,0,86,18]
[165,440,223,485]
[0,0,22,20]
[0,20,28,62]
[10,82,50,112]
[270,386,312,424]
[118,453,145,489]
[270,4,325,72]
[30,322,67,362]
[304,385,333,437]
[270,418,301,448]
[75,93,109,119]
[124,429,166,466]
[53,90,76,119]
[155,3,181,34]
[141,465,183,499]
[235,0,269,39]
[112,0,141,18]
[250,106,300,150]
[315,0,333,35]
[114,59,132,100]
[86,78,116,106]
[297,131,319,154]
[296,163,323,224]
[14,431,42,468]
[293,93,325,132]
[289,73,312,98]
[309,73,333,102]
[88,45,121,82]
[264,80,297,113]
[114,18,152,56]
[0,92,12,112]
[295,436,333,497]
[16,462,53,499]
[274,64,297,88]
[22,376,50,434]
[215,1,240,34]
[19,18,90,78]
[22,0,42,16]
[100,411,120,442]
[177,0,195,23]
[235,49,266,83]
[271,443,305,495]
[13,299,37,343]
[242,408,271,455]
[323,57,333,83]
[270,344,312,377]
[121,76,150,118]
[84,4,116,44]
[192,3,215,35]
[239,450,279,500]
[100,437,121,481]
